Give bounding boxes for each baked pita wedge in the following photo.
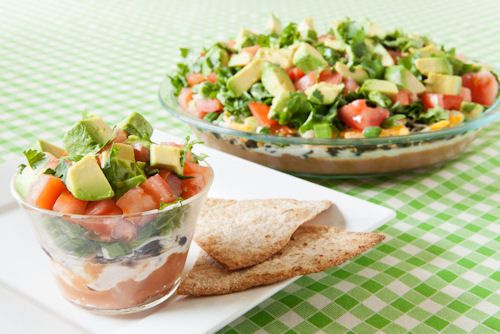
[179,224,384,296]
[194,198,332,270]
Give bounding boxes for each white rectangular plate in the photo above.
[0,131,395,334]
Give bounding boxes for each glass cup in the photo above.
[11,164,213,314]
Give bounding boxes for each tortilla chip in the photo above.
[195,198,332,270]
[179,224,385,296]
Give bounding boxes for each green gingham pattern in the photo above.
[1,0,499,332]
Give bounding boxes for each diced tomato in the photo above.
[460,87,472,102]
[178,87,193,110]
[141,174,176,204]
[392,90,412,105]
[207,72,217,83]
[181,176,204,199]
[443,94,464,110]
[181,161,211,199]
[159,170,183,197]
[113,128,128,143]
[295,72,316,91]
[183,162,211,184]
[195,99,223,118]
[132,143,150,162]
[248,102,277,126]
[53,190,88,215]
[343,77,359,94]
[421,93,444,110]
[319,69,343,85]
[243,45,261,56]
[388,49,402,63]
[86,199,123,215]
[271,125,295,136]
[339,99,390,131]
[462,71,499,106]
[27,174,66,210]
[186,73,206,87]
[287,67,305,81]
[116,187,158,217]
[226,40,236,49]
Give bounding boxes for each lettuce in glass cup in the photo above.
[11,164,212,314]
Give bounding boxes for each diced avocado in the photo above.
[425,73,462,95]
[202,46,229,75]
[334,63,368,84]
[305,82,344,104]
[227,59,263,97]
[374,44,394,66]
[66,155,114,201]
[118,112,153,140]
[460,101,484,120]
[268,92,291,120]
[410,44,444,57]
[267,14,281,34]
[63,115,114,157]
[322,39,347,51]
[228,52,253,67]
[37,140,66,158]
[415,57,453,75]
[385,65,426,94]
[255,48,293,69]
[261,63,295,97]
[292,43,328,73]
[234,28,254,50]
[101,143,135,167]
[361,79,399,96]
[150,144,183,175]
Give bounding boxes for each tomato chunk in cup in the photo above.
[11,112,213,314]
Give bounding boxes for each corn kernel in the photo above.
[449,111,465,127]
[380,125,410,137]
[341,130,364,138]
[429,120,450,131]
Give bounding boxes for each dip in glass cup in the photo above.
[11,164,213,314]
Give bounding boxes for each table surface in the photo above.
[1,0,499,333]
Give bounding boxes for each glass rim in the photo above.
[10,160,214,219]
[158,77,500,146]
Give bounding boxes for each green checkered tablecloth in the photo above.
[1,0,499,332]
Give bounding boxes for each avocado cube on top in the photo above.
[227,59,264,97]
[292,43,327,73]
[261,63,295,97]
[63,115,114,157]
[118,112,153,140]
[415,57,453,75]
[37,140,66,158]
[150,144,183,175]
[385,65,426,94]
[361,79,399,96]
[100,143,135,168]
[66,155,114,200]
[425,73,462,95]
[305,82,344,105]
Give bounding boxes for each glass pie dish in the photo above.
[159,79,500,178]
[11,163,213,314]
